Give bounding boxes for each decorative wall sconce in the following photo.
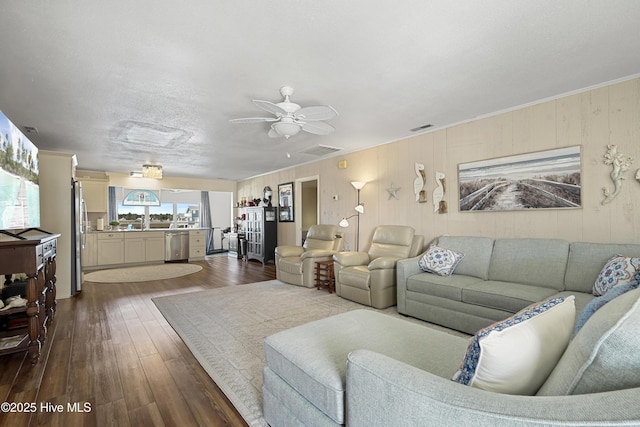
[339,181,366,251]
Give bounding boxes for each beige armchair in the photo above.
[275,224,344,288]
[333,225,423,309]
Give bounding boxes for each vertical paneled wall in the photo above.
[238,78,640,249]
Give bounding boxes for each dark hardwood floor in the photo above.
[0,254,276,427]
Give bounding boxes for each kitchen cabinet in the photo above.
[124,236,145,264]
[91,231,165,267]
[245,206,277,265]
[126,231,165,262]
[79,178,109,212]
[144,233,165,262]
[81,233,98,267]
[189,229,206,260]
[97,233,125,265]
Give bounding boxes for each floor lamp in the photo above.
[339,181,366,251]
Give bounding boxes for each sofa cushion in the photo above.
[564,242,640,293]
[462,280,558,313]
[488,238,569,290]
[436,236,494,279]
[452,296,575,395]
[418,244,464,277]
[263,309,468,424]
[537,287,640,396]
[593,254,640,296]
[407,274,485,302]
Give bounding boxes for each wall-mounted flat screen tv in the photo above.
[0,110,40,230]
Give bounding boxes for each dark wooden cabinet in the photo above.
[245,207,277,265]
[0,230,59,364]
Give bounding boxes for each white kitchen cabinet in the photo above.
[81,233,98,267]
[124,236,146,264]
[124,231,165,263]
[79,179,109,212]
[144,233,165,262]
[189,229,206,260]
[97,233,125,265]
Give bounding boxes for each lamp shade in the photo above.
[351,181,366,190]
[355,204,364,214]
[339,218,349,227]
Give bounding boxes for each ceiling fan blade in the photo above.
[252,99,287,116]
[267,128,282,138]
[229,117,279,124]
[301,121,335,135]
[295,105,338,121]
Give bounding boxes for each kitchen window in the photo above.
[115,188,201,229]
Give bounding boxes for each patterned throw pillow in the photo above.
[452,296,575,395]
[417,245,464,277]
[593,254,640,296]
[574,273,640,336]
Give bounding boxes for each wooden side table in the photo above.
[315,259,335,293]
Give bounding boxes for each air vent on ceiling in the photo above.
[410,124,433,132]
[301,145,343,156]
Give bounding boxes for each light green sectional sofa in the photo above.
[263,286,640,426]
[262,235,640,426]
[397,236,640,334]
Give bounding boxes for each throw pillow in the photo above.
[537,287,640,396]
[593,254,640,296]
[575,269,640,336]
[452,296,575,395]
[417,245,464,277]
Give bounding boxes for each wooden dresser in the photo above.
[0,229,59,364]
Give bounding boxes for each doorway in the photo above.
[295,176,319,245]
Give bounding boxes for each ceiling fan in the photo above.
[230,86,338,139]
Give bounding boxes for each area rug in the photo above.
[152,280,465,427]
[83,263,202,283]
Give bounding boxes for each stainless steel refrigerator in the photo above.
[71,178,86,295]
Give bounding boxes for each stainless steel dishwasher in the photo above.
[165,231,190,262]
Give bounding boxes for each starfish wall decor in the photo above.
[386,183,401,200]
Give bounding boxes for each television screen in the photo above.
[0,110,40,230]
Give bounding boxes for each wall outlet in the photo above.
[332,195,339,201]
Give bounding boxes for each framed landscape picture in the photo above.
[278,182,294,222]
[458,146,581,212]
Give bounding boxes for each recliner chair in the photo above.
[333,225,423,309]
[275,224,344,288]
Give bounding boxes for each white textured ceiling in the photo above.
[1,1,639,181]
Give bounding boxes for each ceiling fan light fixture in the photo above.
[272,122,301,139]
[232,86,337,139]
